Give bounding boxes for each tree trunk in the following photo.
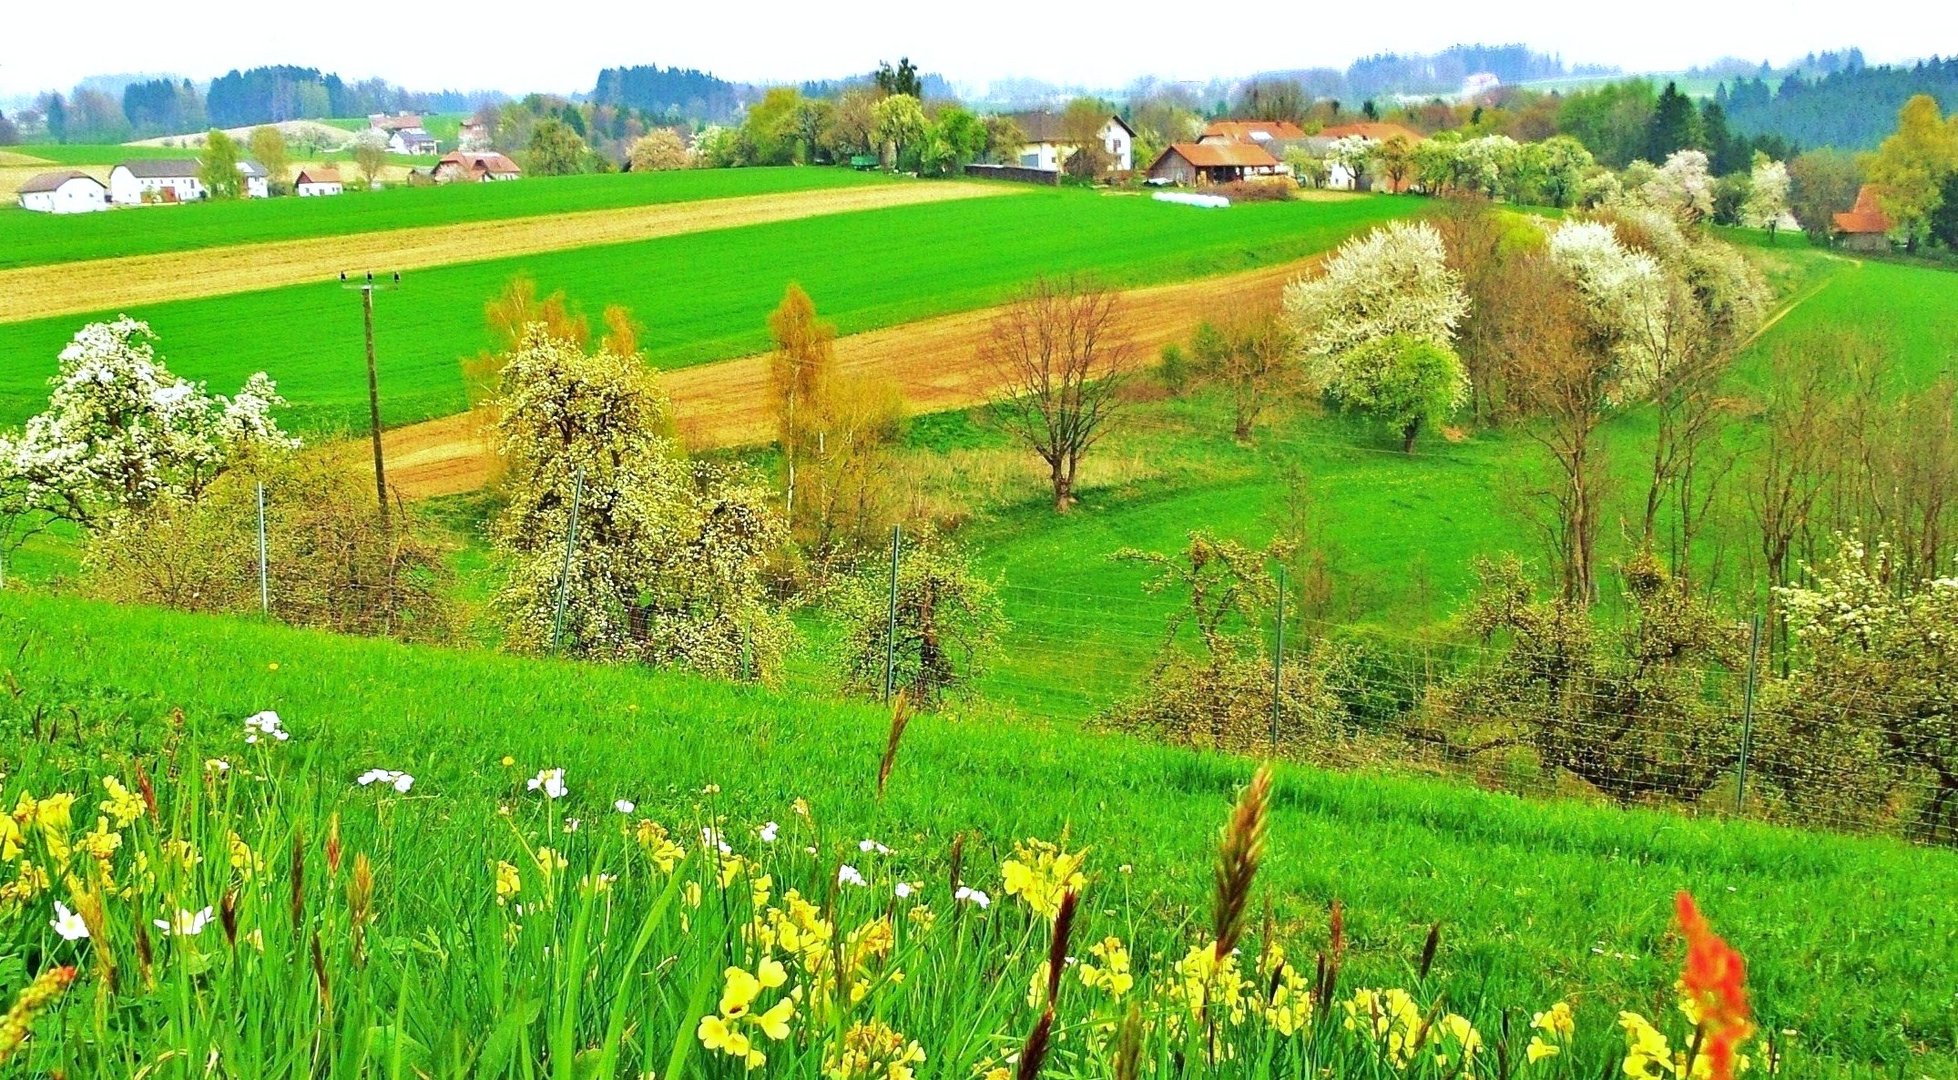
[1401,417,1421,453]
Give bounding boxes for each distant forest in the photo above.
[1717,57,1958,150]
[589,65,743,124]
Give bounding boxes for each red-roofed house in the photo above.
[1199,120,1309,145]
[1832,186,1893,251]
[433,152,522,183]
[1319,121,1424,144]
[1146,142,1283,185]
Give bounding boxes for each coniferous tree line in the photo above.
[1716,57,1958,150]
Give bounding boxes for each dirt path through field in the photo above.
[377,255,1322,499]
[0,181,1014,325]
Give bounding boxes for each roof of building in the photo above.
[1319,122,1424,144]
[1201,120,1308,143]
[437,151,521,174]
[236,160,267,178]
[296,167,343,185]
[1001,110,1135,144]
[393,128,435,140]
[17,169,104,194]
[1153,142,1282,170]
[113,159,202,179]
[1833,185,1893,235]
[370,112,424,131]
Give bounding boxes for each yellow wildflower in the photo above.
[76,818,121,861]
[1619,1011,1676,1079]
[494,860,521,905]
[1078,936,1134,1000]
[632,820,686,873]
[826,1019,926,1080]
[1256,945,1312,1036]
[699,962,796,1069]
[228,832,264,880]
[99,778,145,828]
[999,838,1087,920]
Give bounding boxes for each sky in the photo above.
[0,0,1938,98]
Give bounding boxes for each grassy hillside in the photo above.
[0,167,885,269]
[0,191,1418,434]
[1,591,1953,1076]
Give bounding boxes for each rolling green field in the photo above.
[0,166,886,269]
[2,591,1954,1076]
[0,190,1419,434]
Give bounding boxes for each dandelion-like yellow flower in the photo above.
[494,860,521,905]
[632,820,685,873]
[99,778,145,828]
[825,1019,926,1080]
[1077,936,1134,1000]
[699,962,796,1070]
[999,838,1087,920]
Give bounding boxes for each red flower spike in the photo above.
[1676,891,1755,1080]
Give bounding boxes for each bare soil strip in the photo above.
[0,181,1013,325]
[377,255,1321,499]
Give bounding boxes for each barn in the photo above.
[17,170,109,213]
[108,160,205,205]
[1145,142,1282,186]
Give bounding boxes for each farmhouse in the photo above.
[16,170,108,213]
[1146,142,1283,186]
[371,112,439,155]
[1198,120,1308,145]
[433,151,522,183]
[1832,185,1893,251]
[1002,111,1134,174]
[237,160,270,199]
[456,118,492,151]
[1318,121,1424,144]
[108,159,205,205]
[294,168,344,197]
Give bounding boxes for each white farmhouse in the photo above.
[1001,111,1134,174]
[16,170,109,213]
[108,159,205,205]
[237,160,270,198]
[294,167,344,197]
[388,127,438,155]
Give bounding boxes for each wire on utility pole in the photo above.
[343,270,400,528]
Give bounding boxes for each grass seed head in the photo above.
[1212,764,1271,959]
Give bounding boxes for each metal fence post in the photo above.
[256,482,269,616]
[1271,564,1286,753]
[1736,612,1762,813]
[882,524,902,703]
[550,466,586,653]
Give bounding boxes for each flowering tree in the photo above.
[1325,135,1375,190]
[0,317,293,537]
[628,129,690,171]
[1453,135,1519,199]
[490,326,793,679]
[829,528,1005,707]
[1742,156,1791,241]
[1641,150,1716,223]
[870,94,927,168]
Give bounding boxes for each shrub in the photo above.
[1203,178,1294,202]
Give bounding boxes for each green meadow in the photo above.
[0,190,1419,433]
[0,166,886,269]
[3,591,1954,1077]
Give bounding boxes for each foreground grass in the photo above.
[0,592,1953,1076]
[0,190,1417,433]
[0,167,887,270]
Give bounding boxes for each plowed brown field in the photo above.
[0,181,1013,325]
[376,254,1321,499]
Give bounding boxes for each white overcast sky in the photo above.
[1,0,1941,98]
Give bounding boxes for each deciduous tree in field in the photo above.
[249,125,290,193]
[983,277,1135,512]
[200,129,243,199]
[526,118,590,176]
[1326,335,1468,452]
[1743,155,1790,241]
[767,284,835,527]
[871,94,927,169]
[490,327,791,678]
[831,528,1004,707]
[1868,94,1958,249]
[0,318,293,539]
[1787,149,1862,243]
[351,127,389,188]
[1188,312,1298,442]
[628,129,689,171]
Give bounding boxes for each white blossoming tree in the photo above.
[1325,135,1376,191]
[1643,150,1717,223]
[1544,221,1669,399]
[0,317,295,538]
[1743,156,1792,242]
[1283,220,1471,451]
[1453,134,1520,199]
[490,326,793,680]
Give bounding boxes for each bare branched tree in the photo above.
[983,277,1135,512]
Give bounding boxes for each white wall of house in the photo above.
[20,178,109,213]
[108,167,205,205]
[1016,121,1133,173]
[243,174,269,198]
[296,180,343,197]
[1099,119,1132,171]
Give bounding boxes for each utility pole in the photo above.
[342,271,399,527]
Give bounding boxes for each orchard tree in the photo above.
[1788,149,1862,243]
[351,127,389,187]
[1283,219,1469,361]
[1743,155,1791,241]
[983,277,1135,512]
[830,528,1004,707]
[199,129,243,199]
[1522,135,1594,208]
[628,129,689,171]
[1642,149,1716,222]
[0,318,294,535]
[1325,335,1468,452]
[1325,134,1374,190]
[1188,312,1298,441]
[490,326,793,679]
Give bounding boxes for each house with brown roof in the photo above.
[1146,142,1283,186]
[1318,121,1424,144]
[17,170,108,213]
[295,168,344,197]
[1832,185,1893,251]
[1198,120,1308,145]
[433,151,522,183]
[1000,111,1134,174]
